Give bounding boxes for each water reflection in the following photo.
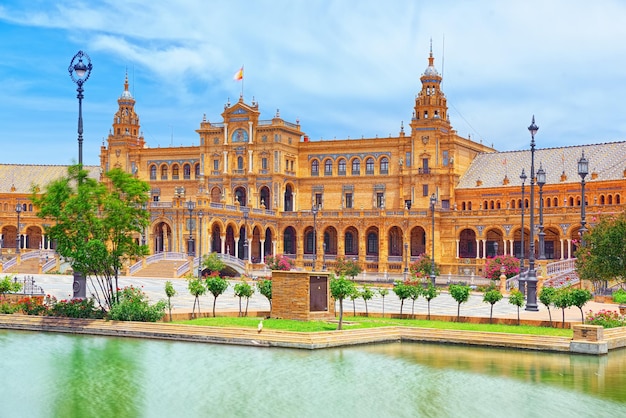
[364,343,626,404]
[1,330,625,417]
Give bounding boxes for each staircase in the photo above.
[131,260,185,278]
[3,257,41,274]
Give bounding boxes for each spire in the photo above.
[124,70,129,93]
[428,37,435,67]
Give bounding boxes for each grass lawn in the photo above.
[175,316,573,337]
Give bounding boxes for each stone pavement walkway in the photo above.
[22,273,621,323]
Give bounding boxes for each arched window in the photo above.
[608,195,613,205]
[172,164,179,179]
[365,158,374,175]
[194,163,200,178]
[161,165,168,180]
[338,159,346,175]
[237,156,244,171]
[380,157,389,174]
[324,159,332,176]
[352,159,360,175]
[311,160,319,176]
[617,194,621,204]
[367,233,379,255]
[183,164,191,179]
[150,165,157,180]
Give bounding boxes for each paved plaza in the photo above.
[21,273,619,323]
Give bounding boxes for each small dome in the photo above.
[424,65,439,76]
[120,89,133,99]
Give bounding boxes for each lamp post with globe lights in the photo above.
[578,151,589,247]
[68,50,92,299]
[429,193,437,287]
[537,165,547,260]
[519,169,527,295]
[68,51,93,167]
[525,116,539,312]
[312,204,318,270]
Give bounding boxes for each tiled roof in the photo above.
[0,164,101,194]
[457,141,626,189]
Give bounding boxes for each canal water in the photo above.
[1,330,625,417]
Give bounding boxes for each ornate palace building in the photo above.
[2,49,626,278]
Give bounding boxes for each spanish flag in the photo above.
[233,66,244,81]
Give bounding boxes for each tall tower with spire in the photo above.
[411,41,451,131]
[101,73,145,174]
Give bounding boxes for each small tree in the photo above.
[483,287,503,324]
[378,288,389,318]
[205,273,229,317]
[508,289,525,325]
[334,257,362,280]
[393,281,412,316]
[330,274,357,330]
[164,280,176,322]
[360,285,374,317]
[349,288,360,316]
[256,278,272,312]
[409,254,439,279]
[570,288,593,323]
[422,282,439,320]
[552,287,573,328]
[449,283,471,322]
[233,281,254,317]
[538,286,556,327]
[0,276,22,301]
[408,283,422,316]
[187,277,206,319]
[203,252,226,276]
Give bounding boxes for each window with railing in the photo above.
[311,160,319,176]
[183,164,191,179]
[324,159,332,176]
[338,159,346,176]
[150,165,157,180]
[380,157,388,174]
[352,159,360,175]
[366,158,374,175]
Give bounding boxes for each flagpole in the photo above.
[241,65,244,99]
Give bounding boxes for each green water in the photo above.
[1,330,625,417]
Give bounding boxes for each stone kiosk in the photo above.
[271,271,335,321]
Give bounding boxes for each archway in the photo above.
[283,226,296,256]
[410,226,426,256]
[234,187,247,206]
[259,186,271,210]
[388,226,403,257]
[211,224,222,253]
[344,227,359,256]
[459,229,476,258]
[153,222,172,253]
[284,184,294,212]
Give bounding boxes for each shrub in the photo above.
[108,286,166,322]
[484,255,520,280]
[48,297,105,319]
[409,254,439,278]
[265,254,294,271]
[585,309,626,328]
[613,289,626,304]
[18,297,47,316]
[0,302,19,314]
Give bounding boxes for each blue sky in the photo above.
[2,0,626,166]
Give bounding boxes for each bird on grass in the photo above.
[257,319,263,333]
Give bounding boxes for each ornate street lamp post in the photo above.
[525,116,539,311]
[578,151,589,246]
[430,193,437,287]
[519,169,527,294]
[197,210,204,277]
[242,207,249,262]
[68,51,93,167]
[537,165,547,260]
[69,51,92,300]
[187,200,195,256]
[404,242,409,280]
[15,203,22,255]
[312,204,318,271]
